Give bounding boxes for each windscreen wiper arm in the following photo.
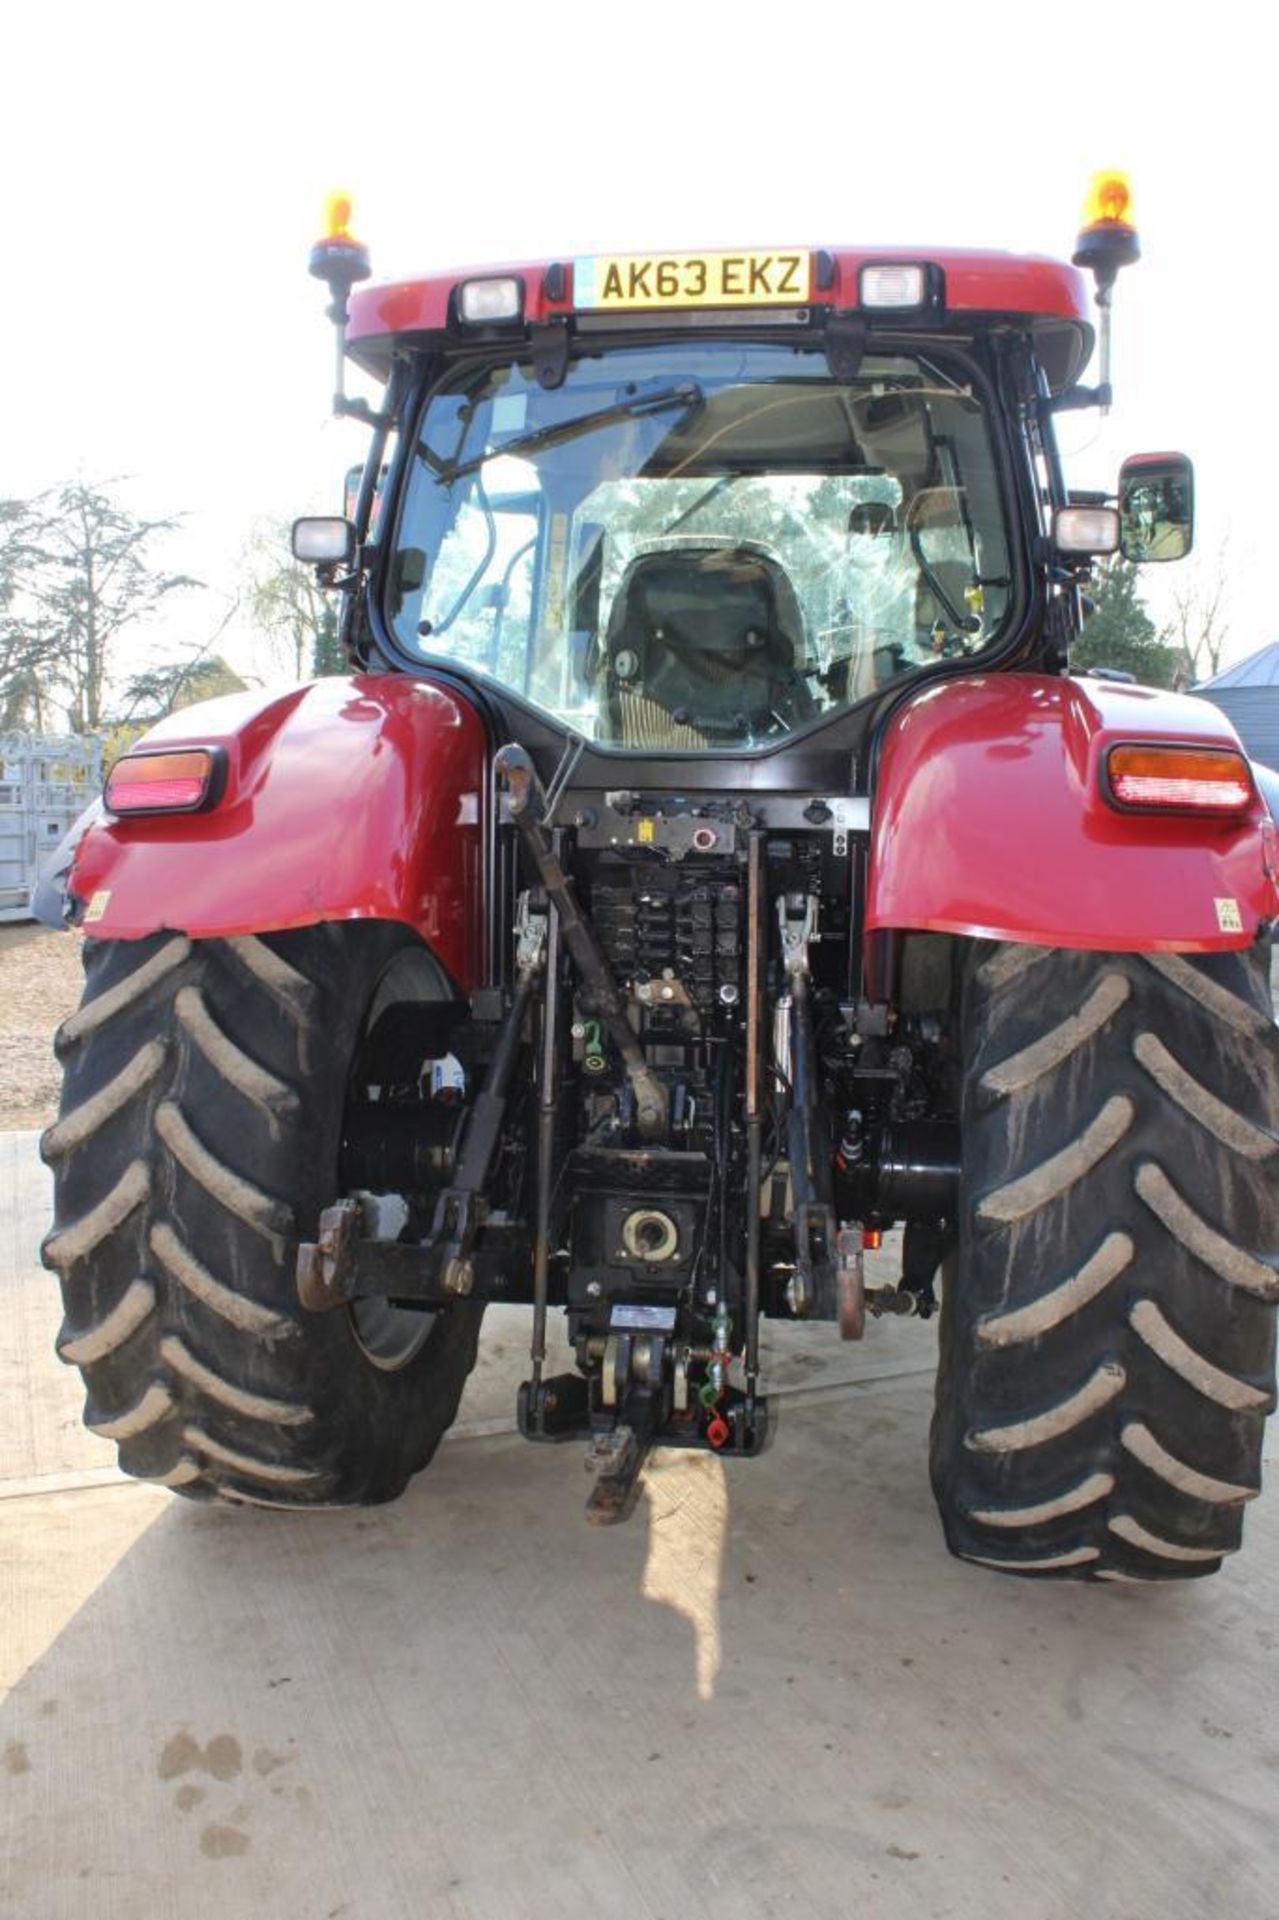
[664,471,740,533]
[435,382,703,483]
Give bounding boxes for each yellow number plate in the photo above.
[573,250,812,311]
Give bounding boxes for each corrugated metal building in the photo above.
[1193,641,1279,770]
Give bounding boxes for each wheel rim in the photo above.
[344,948,454,1374]
[349,1290,437,1371]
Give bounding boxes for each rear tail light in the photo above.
[105,748,221,815]
[1105,744,1254,815]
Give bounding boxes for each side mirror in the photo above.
[1118,452,1194,563]
[292,516,357,566]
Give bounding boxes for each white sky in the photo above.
[3,1,1271,686]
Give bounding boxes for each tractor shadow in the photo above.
[4,1356,1277,1920]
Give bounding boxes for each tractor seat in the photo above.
[601,547,814,748]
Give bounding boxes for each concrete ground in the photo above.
[2,1130,1276,1920]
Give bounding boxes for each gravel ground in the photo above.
[0,925,84,1130]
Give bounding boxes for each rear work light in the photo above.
[859,264,929,309]
[105,748,222,816]
[1105,744,1254,816]
[458,276,523,324]
[1055,505,1120,554]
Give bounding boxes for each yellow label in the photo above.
[82,889,111,925]
[1214,897,1244,933]
[574,250,812,311]
[636,818,656,844]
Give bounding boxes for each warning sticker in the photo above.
[1214,897,1244,933]
[82,889,111,924]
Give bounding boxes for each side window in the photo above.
[417,463,542,684]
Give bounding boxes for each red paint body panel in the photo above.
[70,675,489,990]
[867,676,1279,952]
[347,247,1089,345]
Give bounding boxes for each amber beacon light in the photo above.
[309,191,372,412]
[309,191,370,276]
[1070,169,1140,410]
[1073,170,1140,283]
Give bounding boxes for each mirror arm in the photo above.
[1043,383,1113,416]
[310,564,363,594]
[334,395,394,430]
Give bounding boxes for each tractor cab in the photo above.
[297,210,1193,772]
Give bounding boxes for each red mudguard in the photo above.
[68,675,489,991]
[867,674,1279,952]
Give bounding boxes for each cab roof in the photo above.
[346,246,1094,391]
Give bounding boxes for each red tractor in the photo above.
[41,179,1279,1576]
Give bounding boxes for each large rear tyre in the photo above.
[931,942,1278,1580]
[41,924,485,1506]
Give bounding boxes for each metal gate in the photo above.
[0,734,101,922]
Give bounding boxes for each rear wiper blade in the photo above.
[436,382,703,483]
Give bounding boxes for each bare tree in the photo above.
[14,481,201,731]
[1163,539,1232,686]
[118,596,246,722]
[121,654,247,721]
[0,497,59,728]
[245,519,343,680]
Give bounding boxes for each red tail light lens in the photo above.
[1106,744,1254,815]
[105,749,220,815]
